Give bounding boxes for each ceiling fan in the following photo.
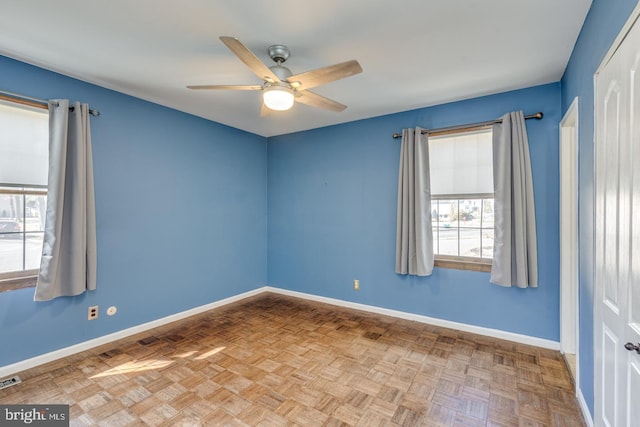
[187,36,363,115]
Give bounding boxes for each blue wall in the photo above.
[268,83,562,340]
[560,0,638,417]
[0,56,268,366]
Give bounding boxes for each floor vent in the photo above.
[0,375,21,390]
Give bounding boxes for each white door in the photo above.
[595,11,640,427]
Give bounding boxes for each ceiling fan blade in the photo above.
[187,85,262,90]
[219,36,280,83]
[295,90,347,112]
[287,60,362,91]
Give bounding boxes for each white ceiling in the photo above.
[0,0,591,137]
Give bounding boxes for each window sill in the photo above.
[434,257,492,273]
[0,275,37,293]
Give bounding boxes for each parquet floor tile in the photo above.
[0,293,586,426]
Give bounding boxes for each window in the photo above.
[0,100,49,284]
[429,128,493,271]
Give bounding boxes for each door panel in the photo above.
[629,361,640,427]
[602,82,621,314]
[602,326,619,427]
[595,11,640,426]
[596,62,618,426]
[632,49,640,340]
[626,20,640,427]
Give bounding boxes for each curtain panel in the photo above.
[34,100,97,301]
[395,127,434,276]
[491,111,538,288]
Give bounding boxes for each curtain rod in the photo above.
[0,89,100,117]
[391,112,543,139]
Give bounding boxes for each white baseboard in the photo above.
[0,287,265,379]
[264,286,561,350]
[576,386,594,427]
[1,285,561,379]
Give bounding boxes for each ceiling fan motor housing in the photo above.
[268,44,290,64]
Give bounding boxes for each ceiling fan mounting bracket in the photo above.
[268,44,290,64]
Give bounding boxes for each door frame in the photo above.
[559,96,579,387]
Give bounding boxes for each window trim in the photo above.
[0,272,38,293]
[434,255,492,273]
[0,268,39,281]
[432,192,494,201]
[0,185,48,196]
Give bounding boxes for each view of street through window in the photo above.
[0,191,46,274]
[432,198,494,259]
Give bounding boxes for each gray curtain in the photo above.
[491,111,538,288]
[34,100,97,301]
[395,127,434,276]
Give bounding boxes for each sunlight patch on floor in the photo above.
[195,346,225,360]
[90,359,173,378]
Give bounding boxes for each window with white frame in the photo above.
[0,100,49,281]
[429,128,494,265]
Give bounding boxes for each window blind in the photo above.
[0,101,49,186]
[429,129,493,196]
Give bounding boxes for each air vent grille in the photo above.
[0,375,21,390]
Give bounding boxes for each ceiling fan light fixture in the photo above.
[263,84,294,111]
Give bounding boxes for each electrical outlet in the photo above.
[353,279,360,290]
[88,305,99,320]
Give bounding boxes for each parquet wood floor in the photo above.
[0,293,586,426]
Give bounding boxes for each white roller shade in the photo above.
[0,101,49,186]
[429,129,493,196]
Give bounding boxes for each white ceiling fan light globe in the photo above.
[263,85,295,111]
